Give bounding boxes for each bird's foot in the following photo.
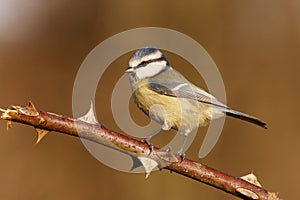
[143,136,154,155]
[177,149,186,162]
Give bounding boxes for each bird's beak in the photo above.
[125,67,133,73]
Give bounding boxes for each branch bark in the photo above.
[0,102,281,200]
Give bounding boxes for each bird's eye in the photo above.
[139,61,147,66]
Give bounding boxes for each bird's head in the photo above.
[126,46,169,80]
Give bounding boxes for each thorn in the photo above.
[77,101,98,124]
[129,155,143,171]
[240,173,262,187]
[6,121,12,130]
[28,101,37,111]
[156,147,178,165]
[137,157,158,178]
[236,188,259,199]
[18,101,39,116]
[35,128,49,144]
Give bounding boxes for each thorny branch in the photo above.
[0,102,281,200]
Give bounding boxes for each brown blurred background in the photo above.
[0,0,299,199]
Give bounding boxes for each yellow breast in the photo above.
[132,80,213,131]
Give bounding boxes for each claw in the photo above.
[177,151,186,162]
[176,134,188,162]
[179,154,185,162]
[143,137,154,154]
[142,128,162,154]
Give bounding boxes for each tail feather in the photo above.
[225,109,267,129]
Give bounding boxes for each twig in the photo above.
[0,102,281,200]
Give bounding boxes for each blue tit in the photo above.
[126,46,267,154]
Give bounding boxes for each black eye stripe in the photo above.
[137,56,166,68]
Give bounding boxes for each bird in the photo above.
[126,46,267,154]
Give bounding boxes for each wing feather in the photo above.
[147,67,267,128]
[148,81,228,109]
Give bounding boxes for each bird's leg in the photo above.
[177,134,188,161]
[143,128,162,153]
[143,121,171,154]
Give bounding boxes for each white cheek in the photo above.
[135,61,166,79]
